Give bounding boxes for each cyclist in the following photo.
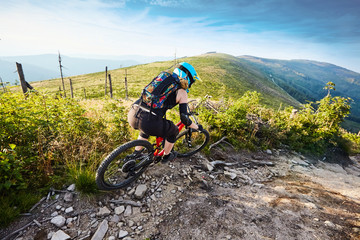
[127,62,203,163]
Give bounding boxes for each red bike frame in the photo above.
[153,120,186,157]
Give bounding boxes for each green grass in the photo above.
[20,53,301,112]
[0,191,41,227]
[68,166,98,195]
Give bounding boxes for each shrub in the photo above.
[277,94,352,154]
[0,91,132,225]
[0,91,95,189]
[199,91,274,149]
[0,144,26,191]
[199,87,353,155]
[341,130,360,155]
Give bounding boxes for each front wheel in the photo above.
[96,140,154,190]
[174,128,210,158]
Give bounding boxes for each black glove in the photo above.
[180,113,193,127]
[197,124,203,132]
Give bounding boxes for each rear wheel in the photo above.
[96,140,154,190]
[174,128,209,158]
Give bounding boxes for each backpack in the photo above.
[141,71,180,110]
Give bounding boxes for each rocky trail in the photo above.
[1,147,360,240]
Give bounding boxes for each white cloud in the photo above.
[0,0,358,72]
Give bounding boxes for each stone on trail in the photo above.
[110,214,120,223]
[51,211,59,217]
[64,192,73,202]
[119,230,129,239]
[65,207,73,213]
[67,184,76,191]
[51,230,71,240]
[51,215,66,228]
[97,206,111,217]
[224,171,237,180]
[324,220,336,228]
[124,205,132,217]
[134,184,148,199]
[91,219,109,240]
[115,206,125,215]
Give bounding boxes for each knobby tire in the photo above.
[96,140,154,190]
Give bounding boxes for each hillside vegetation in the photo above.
[2,53,360,227]
[238,55,360,132]
[26,53,360,132]
[29,53,300,109]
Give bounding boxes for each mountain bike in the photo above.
[95,107,209,190]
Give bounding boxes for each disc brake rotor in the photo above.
[122,159,136,173]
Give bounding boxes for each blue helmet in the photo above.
[173,62,200,91]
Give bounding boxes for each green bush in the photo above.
[199,86,353,155]
[0,91,94,189]
[341,130,360,154]
[200,91,274,149]
[0,144,26,191]
[277,94,352,154]
[0,91,131,226]
[104,102,131,144]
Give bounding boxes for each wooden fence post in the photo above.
[108,74,113,99]
[105,66,108,96]
[25,81,33,90]
[16,62,28,94]
[58,52,66,97]
[125,69,128,100]
[0,76,6,93]
[69,78,74,98]
[83,88,86,99]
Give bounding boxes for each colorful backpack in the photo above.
[141,71,180,109]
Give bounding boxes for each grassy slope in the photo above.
[26,53,300,110]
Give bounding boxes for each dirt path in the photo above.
[1,149,360,240]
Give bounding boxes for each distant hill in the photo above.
[0,58,59,84]
[0,54,172,85]
[237,55,360,130]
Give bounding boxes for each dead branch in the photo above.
[109,199,142,207]
[29,197,46,212]
[209,137,235,151]
[249,159,275,167]
[154,177,165,192]
[33,219,41,227]
[3,221,34,240]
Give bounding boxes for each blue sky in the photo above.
[1,0,360,72]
